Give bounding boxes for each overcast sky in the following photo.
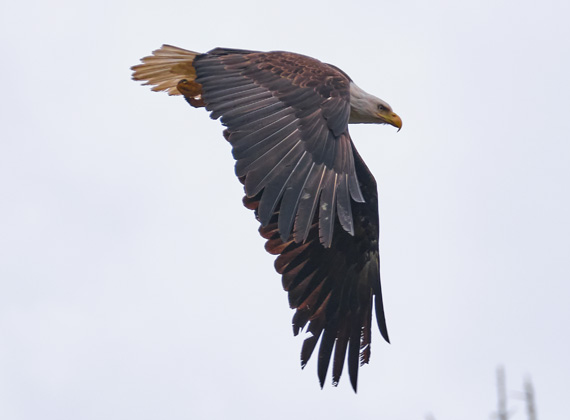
[1,0,569,419]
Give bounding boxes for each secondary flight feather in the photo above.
[131,45,402,391]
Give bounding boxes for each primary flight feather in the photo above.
[131,45,402,391]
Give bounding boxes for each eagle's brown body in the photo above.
[132,45,401,391]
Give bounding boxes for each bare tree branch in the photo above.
[494,366,509,420]
[524,376,537,420]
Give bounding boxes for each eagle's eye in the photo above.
[377,104,388,112]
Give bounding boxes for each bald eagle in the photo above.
[131,45,402,391]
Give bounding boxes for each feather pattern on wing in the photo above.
[193,48,364,247]
[244,141,390,391]
[235,135,389,391]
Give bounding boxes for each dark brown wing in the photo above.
[193,49,364,247]
[240,136,389,391]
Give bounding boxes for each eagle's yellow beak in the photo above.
[380,111,402,131]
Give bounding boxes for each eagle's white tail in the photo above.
[131,45,200,96]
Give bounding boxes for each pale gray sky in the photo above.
[1,0,569,419]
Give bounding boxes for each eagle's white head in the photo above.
[348,82,402,130]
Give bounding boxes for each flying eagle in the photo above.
[131,45,402,391]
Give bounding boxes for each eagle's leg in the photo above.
[177,79,206,108]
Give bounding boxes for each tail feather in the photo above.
[131,45,200,95]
